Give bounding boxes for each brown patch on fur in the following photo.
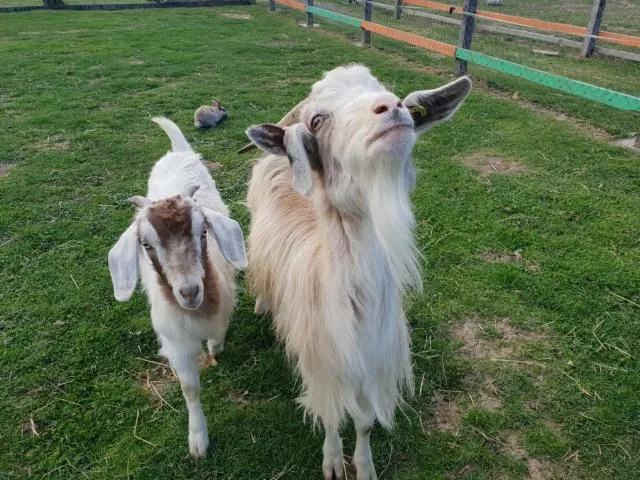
[147,197,193,248]
[200,242,221,317]
[453,317,549,360]
[0,163,16,178]
[461,152,529,176]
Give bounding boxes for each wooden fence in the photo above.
[268,0,640,112]
[0,0,254,14]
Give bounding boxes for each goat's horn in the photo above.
[238,97,309,154]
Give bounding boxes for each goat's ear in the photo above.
[245,124,286,156]
[403,76,472,135]
[202,208,248,270]
[245,123,318,196]
[108,223,139,302]
[283,123,317,196]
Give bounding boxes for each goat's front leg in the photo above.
[353,417,377,480]
[162,340,209,457]
[322,426,344,480]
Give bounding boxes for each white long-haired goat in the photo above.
[243,65,471,479]
[108,117,247,457]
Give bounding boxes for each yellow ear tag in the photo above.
[410,105,428,120]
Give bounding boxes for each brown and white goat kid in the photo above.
[108,117,247,457]
[244,65,471,479]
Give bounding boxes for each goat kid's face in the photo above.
[108,191,247,310]
[246,65,472,198]
[137,196,207,310]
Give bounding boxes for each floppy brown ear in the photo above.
[403,76,472,135]
[245,123,318,196]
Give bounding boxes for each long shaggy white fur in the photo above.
[245,65,471,479]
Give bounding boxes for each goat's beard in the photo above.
[365,157,422,292]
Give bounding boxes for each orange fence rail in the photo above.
[402,0,640,49]
[361,20,456,56]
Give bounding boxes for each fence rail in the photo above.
[0,0,253,13]
[271,0,640,112]
[402,0,640,49]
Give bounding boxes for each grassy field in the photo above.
[1,5,639,480]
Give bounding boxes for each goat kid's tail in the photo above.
[152,117,192,153]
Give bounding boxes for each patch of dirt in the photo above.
[135,362,177,406]
[461,152,529,176]
[227,389,250,407]
[221,13,252,20]
[261,40,300,48]
[612,136,640,152]
[18,418,40,437]
[26,136,70,152]
[0,163,16,178]
[480,250,522,263]
[126,58,145,66]
[502,431,557,480]
[463,374,503,411]
[453,317,548,360]
[433,393,462,432]
[204,161,222,169]
[480,250,540,273]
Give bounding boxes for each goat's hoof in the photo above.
[322,458,344,479]
[254,297,270,315]
[354,457,377,480]
[188,429,209,458]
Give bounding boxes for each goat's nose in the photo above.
[179,284,200,303]
[372,99,403,115]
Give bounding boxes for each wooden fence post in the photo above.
[363,0,372,45]
[455,0,477,76]
[395,0,402,19]
[269,0,275,11]
[307,0,314,26]
[582,0,606,57]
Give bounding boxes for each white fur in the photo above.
[108,117,246,457]
[246,65,470,478]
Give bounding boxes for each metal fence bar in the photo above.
[395,0,402,19]
[270,0,275,11]
[582,0,606,57]
[307,0,314,26]
[363,0,372,45]
[455,0,477,76]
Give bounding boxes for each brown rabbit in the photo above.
[194,100,227,128]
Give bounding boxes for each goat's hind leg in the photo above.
[160,337,209,457]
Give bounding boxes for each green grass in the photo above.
[1,5,639,480]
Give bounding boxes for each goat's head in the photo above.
[108,186,247,309]
[244,65,471,207]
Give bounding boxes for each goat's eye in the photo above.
[141,241,153,250]
[310,114,325,132]
[409,105,428,121]
[201,229,207,240]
